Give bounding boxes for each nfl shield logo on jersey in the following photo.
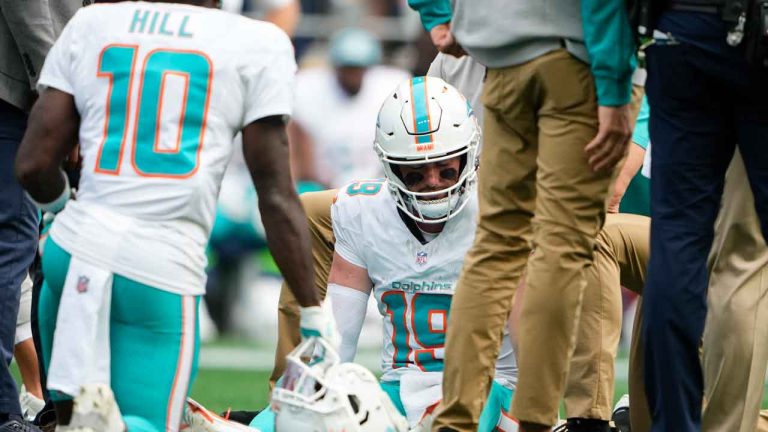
[76,276,89,293]
[416,251,428,266]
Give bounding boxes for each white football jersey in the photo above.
[293,66,410,188]
[332,180,516,384]
[39,2,296,295]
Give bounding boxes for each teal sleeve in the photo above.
[632,96,650,149]
[581,0,637,106]
[407,0,452,31]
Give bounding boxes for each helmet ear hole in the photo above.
[348,395,361,413]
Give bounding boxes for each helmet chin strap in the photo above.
[415,194,460,220]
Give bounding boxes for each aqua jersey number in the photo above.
[96,45,212,178]
[381,292,451,372]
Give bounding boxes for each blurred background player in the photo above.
[288,27,410,189]
[14,0,337,430]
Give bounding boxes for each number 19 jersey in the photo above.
[332,180,500,383]
[39,2,296,295]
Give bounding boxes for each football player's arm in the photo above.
[15,88,79,207]
[327,252,372,362]
[242,116,320,308]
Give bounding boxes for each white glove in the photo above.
[299,300,341,350]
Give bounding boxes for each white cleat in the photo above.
[181,398,257,432]
[56,384,125,432]
[19,385,45,422]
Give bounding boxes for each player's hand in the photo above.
[299,300,341,350]
[585,105,632,172]
[429,23,466,58]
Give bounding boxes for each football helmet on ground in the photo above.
[272,338,407,432]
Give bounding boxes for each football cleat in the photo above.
[611,394,630,432]
[19,386,45,422]
[219,410,260,426]
[180,398,255,432]
[55,384,124,432]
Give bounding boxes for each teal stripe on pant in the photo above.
[39,238,201,432]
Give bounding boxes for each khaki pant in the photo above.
[565,213,650,420]
[624,152,768,432]
[564,84,645,421]
[435,49,612,429]
[268,189,337,390]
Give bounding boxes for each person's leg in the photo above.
[561,84,645,426]
[14,340,42,400]
[513,49,609,429]
[477,380,515,432]
[702,151,768,432]
[628,299,651,432]
[379,381,405,416]
[0,100,39,420]
[732,57,768,250]
[14,274,42,400]
[110,278,200,432]
[642,41,735,432]
[40,238,200,431]
[758,411,768,432]
[563,220,622,423]
[434,60,538,431]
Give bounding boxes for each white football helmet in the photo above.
[374,76,480,224]
[272,338,408,432]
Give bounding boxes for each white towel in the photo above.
[399,371,442,428]
[47,256,113,397]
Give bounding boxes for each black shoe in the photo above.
[222,410,260,425]
[32,402,56,432]
[0,416,42,432]
[564,418,611,432]
[611,406,630,432]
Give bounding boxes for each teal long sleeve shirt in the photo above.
[409,0,636,106]
[581,0,637,106]
[407,0,451,32]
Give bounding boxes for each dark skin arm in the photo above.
[15,88,79,202]
[243,116,320,308]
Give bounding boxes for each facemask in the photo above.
[414,193,460,220]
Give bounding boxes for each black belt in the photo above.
[666,1,722,13]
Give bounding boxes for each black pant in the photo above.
[0,100,38,415]
[642,11,768,432]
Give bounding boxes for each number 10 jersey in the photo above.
[38,2,297,295]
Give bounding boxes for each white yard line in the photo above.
[198,346,634,381]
